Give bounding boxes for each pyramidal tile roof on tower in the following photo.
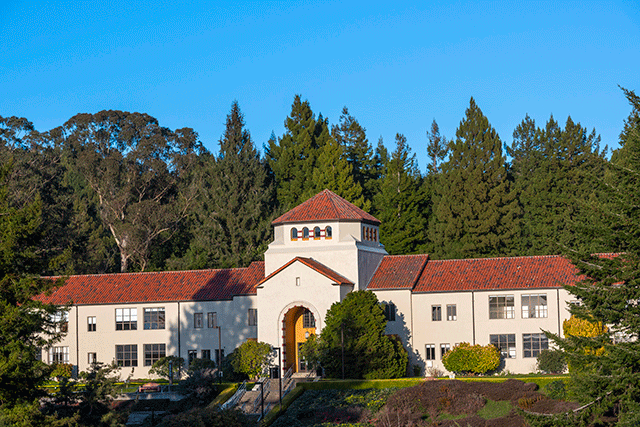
[272,189,380,225]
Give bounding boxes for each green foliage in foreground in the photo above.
[442,342,500,374]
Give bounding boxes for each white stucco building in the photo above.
[40,190,582,378]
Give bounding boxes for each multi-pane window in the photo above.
[383,303,396,321]
[144,307,165,329]
[248,309,257,326]
[188,350,197,364]
[489,295,515,319]
[52,311,69,332]
[115,308,137,330]
[521,294,548,318]
[49,346,69,364]
[440,343,451,358]
[143,344,166,366]
[201,349,211,360]
[215,349,225,366]
[87,316,96,332]
[115,344,138,367]
[425,344,436,360]
[490,334,516,358]
[302,309,315,328]
[208,312,218,328]
[523,333,548,358]
[325,226,332,239]
[313,226,321,239]
[302,227,309,239]
[447,304,457,321]
[88,352,97,364]
[432,305,442,321]
[194,312,203,328]
[291,228,298,240]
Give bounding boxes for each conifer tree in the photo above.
[332,107,378,204]
[543,88,640,427]
[430,98,519,259]
[373,134,427,254]
[170,102,275,269]
[426,119,449,175]
[266,95,330,210]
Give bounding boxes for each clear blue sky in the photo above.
[2,1,639,170]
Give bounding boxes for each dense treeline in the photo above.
[0,93,625,275]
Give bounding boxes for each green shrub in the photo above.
[544,380,567,400]
[51,363,73,379]
[536,349,567,374]
[150,356,185,381]
[442,342,500,374]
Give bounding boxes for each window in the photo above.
[302,227,309,239]
[383,303,396,321]
[440,343,451,358]
[291,227,298,240]
[207,312,218,328]
[201,349,211,360]
[302,309,315,328]
[425,344,436,360]
[144,344,166,366]
[188,350,197,364]
[432,305,442,321]
[144,307,165,329]
[325,226,332,239]
[88,352,97,364]
[115,308,137,330]
[523,333,548,358]
[490,334,516,358]
[52,311,69,332]
[522,294,548,318]
[446,304,457,321]
[87,316,96,332]
[313,226,321,239]
[248,309,257,326]
[489,295,515,319]
[115,344,137,367]
[194,312,203,328]
[296,277,300,286]
[215,349,225,366]
[49,346,69,364]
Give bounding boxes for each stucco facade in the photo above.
[40,190,584,378]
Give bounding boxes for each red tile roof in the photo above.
[258,257,353,286]
[367,255,429,290]
[37,262,265,305]
[413,255,583,293]
[272,189,380,225]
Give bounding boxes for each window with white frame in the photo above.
[143,344,166,366]
[440,343,451,358]
[144,307,165,329]
[194,312,203,328]
[87,316,96,332]
[490,334,516,358]
[447,304,457,321]
[521,294,548,318]
[248,309,257,326]
[432,305,442,321]
[523,333,548,358]
[489,295,515,319]
[207,312,217,328]
[425,344,436,360]
[88,352,97,364]
[115,308,137,330]
[115,344,137,367]
[52,311,69,332]
[49,346,69,364]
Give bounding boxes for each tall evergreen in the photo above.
[426,119,449,175]
[373,134,427,254]
[170,102,275,269]
[332,107,379,204]
[544,88,640,427]
[430,98,519,259]
[507,114,607,255]
[266,95,331,210]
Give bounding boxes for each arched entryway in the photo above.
[282,306,317,373]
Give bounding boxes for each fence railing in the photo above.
[220,380,247,411]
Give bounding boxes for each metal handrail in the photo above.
[220,380,247,410]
